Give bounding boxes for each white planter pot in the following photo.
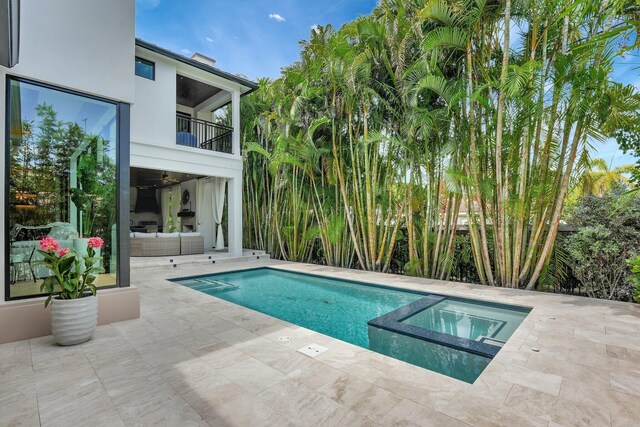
[50,295,98,346]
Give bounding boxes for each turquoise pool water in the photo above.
[172,267,529,382]
[402,299,529,342]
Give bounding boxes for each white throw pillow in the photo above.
[157,232,180,238]
[134,232,157,238]
[180,232,201,237]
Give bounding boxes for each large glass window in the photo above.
[6,78,118,298]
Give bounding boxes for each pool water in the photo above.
[175,268,423,347]
[402,299,529,343]
[173,268,529,383]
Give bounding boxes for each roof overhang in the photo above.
[135,38,258,96]
[0,0,20,68]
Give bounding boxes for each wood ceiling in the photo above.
[130,167,203,188]
[176,74,223,108]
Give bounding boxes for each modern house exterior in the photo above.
[0,0,256,343]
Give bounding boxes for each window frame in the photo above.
[4,76,130,301]
[135,56,155,80]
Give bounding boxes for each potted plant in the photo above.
[37,236,104,345]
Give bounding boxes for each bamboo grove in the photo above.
[240,0,640,290]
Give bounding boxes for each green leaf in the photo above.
[423,27,467,52]
[40,277,55,294]
[58,254,76,274]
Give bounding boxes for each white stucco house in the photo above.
[0,0,257,342]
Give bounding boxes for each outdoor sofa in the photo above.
[129,232,204,257]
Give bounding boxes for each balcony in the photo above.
[176,115,233,154]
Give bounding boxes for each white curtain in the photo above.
[171,185,181,231]
[195,179,203,229]
[196,178,214,249]
[161,187,171,231]
[211,178,227,249]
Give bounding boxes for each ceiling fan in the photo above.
[135,171,180,189]
[155,171,180,185]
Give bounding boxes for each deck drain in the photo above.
[278,336,291,342]
[531,347,540,352]
[297,343,328,358]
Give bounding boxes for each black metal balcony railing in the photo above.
[176,115,233,154]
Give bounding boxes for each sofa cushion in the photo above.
[157,232,180,238]
[180,232,202,237]
[133,232,157,238]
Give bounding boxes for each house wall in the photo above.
[131,47,244,152]
[2,0,135,103]
[0,0,136,306]
[130,50,245,256]
[131,52,177,147]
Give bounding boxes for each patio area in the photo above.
[1,259,639,426]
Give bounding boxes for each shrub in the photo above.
[628,255,640,303]
[565,226,635,300]
[564,188,640,301]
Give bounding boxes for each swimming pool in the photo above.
[172,267,530,382]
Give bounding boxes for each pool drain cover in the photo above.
[278,336,291,342]
[297,343,328,358]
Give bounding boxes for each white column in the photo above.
[227,173,243,257]
[231,89,241,156]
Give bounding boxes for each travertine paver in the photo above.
[1,259,639,426]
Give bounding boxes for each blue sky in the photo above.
[136,0,639,167]
[135,0,377,80]
[600,52,640,168]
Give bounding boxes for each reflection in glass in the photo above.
[135,57,154,80]
[7,79,118,298]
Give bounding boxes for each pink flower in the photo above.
[87,237,104,249]
[56,248,70,257]
[39,236,60,253]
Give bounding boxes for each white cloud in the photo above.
[180,48,192,55]
[268,13,286,22]
[311,24,319,31]
[205,37,214,43]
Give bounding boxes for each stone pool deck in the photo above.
[2,260,639,426]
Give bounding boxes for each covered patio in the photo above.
[129,167,241,258]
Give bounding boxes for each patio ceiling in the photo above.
[130,167,203,188]
[176,74,223,108]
